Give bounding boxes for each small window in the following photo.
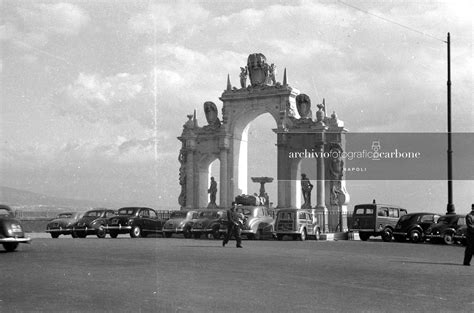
[458,217,466,226]
[378,208,389,217]
[388,208,399,218]
[149,210,157,218]
[298,212,306,219]
[420,215,434,223]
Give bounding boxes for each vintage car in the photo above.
[72,208,116,238]
[191,209,226,239]
[393,212,440,243]
[45,211,84,238]
[219,205,275,240]
[0,204,31,252]
[454,225,468,246]
[350,202,408,242]
[162,210,199,238]
[107,207,166,238]
[425,214,466,245]
[274,208,321,241]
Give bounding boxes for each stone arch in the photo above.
[230,110,278,198]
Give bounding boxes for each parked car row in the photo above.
[350,201,468,245]
[43,205,323,242]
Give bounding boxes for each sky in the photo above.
[1,0,473,214]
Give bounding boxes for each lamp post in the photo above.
[446,32,455,215]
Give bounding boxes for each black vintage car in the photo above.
[191,210,226,239]
[73,208,116,238]
[45,211,84,238]
[0,204,31,252]
[393,212,440,243]
[107,207,165,238]
[425,214,466,245]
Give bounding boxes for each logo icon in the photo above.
[371,141,381,160]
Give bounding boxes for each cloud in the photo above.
[16,3,90,36]
[57,72,147,124]
[128,0,209,35]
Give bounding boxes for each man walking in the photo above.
[463,204,474,266]
[222,202,243,248]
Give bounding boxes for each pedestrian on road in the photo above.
[463,204,474,266]
[222,202,243,248]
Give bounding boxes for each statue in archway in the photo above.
[208,176,217,205]
[301,173,313,209]
[203,101,221,128]
[296,94,312,119]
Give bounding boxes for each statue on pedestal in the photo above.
[204,101,221,128]
[301,173,313,209]
[239,67,248,88]
[208,177,217,206]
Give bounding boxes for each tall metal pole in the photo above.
[446,32,455,214]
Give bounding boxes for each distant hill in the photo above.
[0,186,114,211]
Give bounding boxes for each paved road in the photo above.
[1,235,472,313]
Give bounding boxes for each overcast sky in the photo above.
[1,0,472,213]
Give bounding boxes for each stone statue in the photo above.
[239,67,248,88]
[301,173,313,209]
[268,63,277,85]
[178,149,187,207]
[329,147,344,180]
[203,101,221,127]
[296,94,312,119]
[208,176,217,205]
[316,101,326,123]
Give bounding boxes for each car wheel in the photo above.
[164,232,172,238]
[183,227,192,238]
[443,232,454,245]
[3,242,19,252]
[77,232,87,238]
[381,228,393,242]
[359,232,370,241]
[71,231,78,238]
[96,226,106,239]
[299,229,307,241]
[193,232,201,239]
[130,226,141,238]
[109,231,118,238]
[409,230,422,243]
[276,234,283,241]
[51,233,60,239]
[314,228,321,240]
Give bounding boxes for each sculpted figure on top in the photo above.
[296,94,312,119]
[247,53,272,87]
[203,101,221,128]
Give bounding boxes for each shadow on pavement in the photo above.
[395,260,464,266]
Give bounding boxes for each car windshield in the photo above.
[278,211,294,220]
[57,213,74,218]
[437,216,457,224]
[237,208,253,216]
[170,211,187,219]
[354,205,375,215]
[85,211,102,217]
[398,214,412,223]
[0,208,12,217]
[199,211,217,218]
[117,208,137,215]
